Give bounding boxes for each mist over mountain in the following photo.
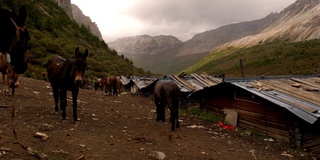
[108,35,183,56]
[106,0,320,75]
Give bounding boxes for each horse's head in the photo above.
[0,5,29,53]
[73,47,88,86]
[0,5,30,74]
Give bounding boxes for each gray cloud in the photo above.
[80,0,296,42]
[115,0,295,41]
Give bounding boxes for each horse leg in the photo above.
[170,109,179,131]
[155,102,161,122]
[176,110,180,129]
[5,73,10,95]
[60,89,67,121]
[1,72,8,95]
[72,88,79,122]
[160,102,166,122]
[170,110,175,131]
[52,86,60,113]
[113,84,117,96]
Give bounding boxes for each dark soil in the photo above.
[0,77,315,159]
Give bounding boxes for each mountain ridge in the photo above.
[107,0,320,75]
[108,35,183,55]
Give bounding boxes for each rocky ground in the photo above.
[0,77,316,159]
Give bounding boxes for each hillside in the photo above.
[109,0,320,75]
[184,40,320,77]
[0,0,149,80]
[184,0,320,77]
[218,0,320,49]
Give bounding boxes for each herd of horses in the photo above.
[0,5,180,131]
[94,76,121,96]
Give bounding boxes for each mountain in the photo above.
[71,4,103,40]
[218,0,320,49]
[184,0,320,76]
[53,0,72,17]
[108,35,183,55]
[54,0,103,40]
[110,0,320,75]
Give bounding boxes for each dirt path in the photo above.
[0,77,314,159]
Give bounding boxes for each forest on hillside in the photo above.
[0,0,150,81]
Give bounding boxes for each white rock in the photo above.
[149,151,166,160]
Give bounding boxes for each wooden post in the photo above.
[240,59,245,77]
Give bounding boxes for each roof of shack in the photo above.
[225,75,320,124]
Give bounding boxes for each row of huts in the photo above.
[118,73,320,154]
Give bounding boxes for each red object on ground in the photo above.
[218,121,236,130]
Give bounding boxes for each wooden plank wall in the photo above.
[201,85,291,143]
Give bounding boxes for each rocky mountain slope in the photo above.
[54,0,103,40]
[111,0,320,75]
[108,35,183,55]
[71,4,103,40]
[219,0,320,50]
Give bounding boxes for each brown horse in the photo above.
[103,76,120,96]
[47,47,88,122]
[153,80,180,131]
[0,5,29,95]
[94,78,103,91]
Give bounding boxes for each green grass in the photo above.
[184,40,320,77]
[180,105,223,123]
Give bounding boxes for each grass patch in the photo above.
[180,105,223,123]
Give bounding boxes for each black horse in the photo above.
[0,5,30,95]
[47,47,88,122]
[153,80,180,131]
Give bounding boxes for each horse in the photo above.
[0,5,30,95]
[103,76,120,96]
[94,78,103,91]
[153,80,180,131]
[47,47,88,122]
[80,76,90,89]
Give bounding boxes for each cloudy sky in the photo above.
[71,0,296,43]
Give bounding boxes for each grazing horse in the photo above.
[0,5,30,95]
[153,80,180,131]
[47,47,88,122]
[103,76,120,96]
[94,78,103,91]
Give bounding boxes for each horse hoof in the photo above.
[14,82,19,88]
[62,119,67,124]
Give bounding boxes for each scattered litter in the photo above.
[281,151,294,158]
[186,124,206,129]
[33,91,40,95]
[149,151,166,160]
[264,138,274,142]
[34,132,48,140]
[0,147,10,152]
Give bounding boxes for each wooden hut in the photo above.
[199,76,320,153]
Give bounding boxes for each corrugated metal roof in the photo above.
[119,76,131,85]
[170,73,222,92]
[131,77,158,89]
[227,76,320,124]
